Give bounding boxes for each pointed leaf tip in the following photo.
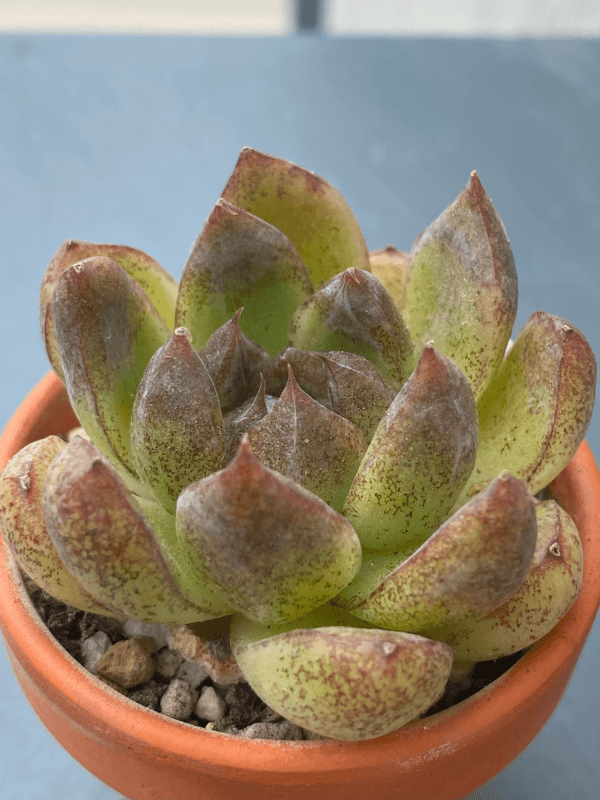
[176,439,361,625]
[221,148,370,288]
[176,197,313,355]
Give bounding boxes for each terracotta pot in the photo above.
[1,372,599,800]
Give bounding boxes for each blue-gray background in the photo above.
[0,36,599,800]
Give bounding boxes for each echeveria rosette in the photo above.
[0,148,596,742]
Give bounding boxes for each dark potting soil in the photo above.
[23,573,525,740]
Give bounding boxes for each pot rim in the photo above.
[1,371,599,778]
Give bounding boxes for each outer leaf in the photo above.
[135,496,232,616]
[289,269,414,389]
[131,327,225,512]
[430,500,583,661]
[335,473,537,633]
[404,172,518,400]
[51,257,171,478]
[221,147,370,288]
[0,437,114,615]
[246,367,367,512]
[43,437,211,623]
[368,246,411,312]
[176,199,314,355]
[343,345,478,553]
[462,312,597,500]
[231,624,454,740]
[176,438,361,625]
[41,240,177,381]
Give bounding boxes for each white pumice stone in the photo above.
[81,631,111,673]
[159,677,194,721]
[195,686,227,722]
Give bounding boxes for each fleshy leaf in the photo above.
[343,345,478,553]
[246,367,368,512]
[0,437,115,615]
[221,147,370,288]
[321,351,397,441]
[368,246,411,312]
[230,604,373,645]
[41,240,177,381]
[135,495,232,616]
[262,347,330,405]
[335,473,537,633]
[288,268,414,389]
[51,257,171,479]
[43,437,211,623]
[404,172,518,400]
[462,312,597,500]
[176,438,361,625]
[198,310,271,413]
[131,328,225,512]
[175,199,314,355]
[230,623,453,740]
[428,500,583,661]
[222,375,269,461]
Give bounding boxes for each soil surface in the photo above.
[23,574,524,740]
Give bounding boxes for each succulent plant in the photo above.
[0,148,596,741]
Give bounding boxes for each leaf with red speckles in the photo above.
[41,240,177,382]
[461,311,597,500]
[369,245,411,312]
[51,257,171,480]
[427,500,583,660]
[320,351,397,441]
[246,367,367,512]
[404,172,518,400]
[221,147,370,289]
[288,268,414,389]
[175,199,314,355]
[197,310,271,413]
[131,327,225,513]
[43,437,226,623]
[0,436,114,615]
[334,473,537,634]
[343,345,478,553]
[176,438,361,625]
[230,621,454,740]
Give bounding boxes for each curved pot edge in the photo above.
[1,372,599,798]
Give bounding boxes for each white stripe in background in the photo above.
[0,0,293,35]
[324,0,600,37]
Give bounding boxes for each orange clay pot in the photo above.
[1,372,599,800]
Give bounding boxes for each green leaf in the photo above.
[426,500,583,661]
[43,437,211,623]
[0,437,115,615]
[176,437,361,625]
[131,328,225,513]
[51,257,171,478]
[176,199,314,355]
[289,269,414,389]
[197,310,271,413]
[404,172,518,400]
[461,312,597,500]
[221,147,370,288]
[246,367,367,512]
[368,246,411,312]
[230,622,454,740]
[335,473,537,633]
[343,345,478,553]
[41,240,177,381]
[320,351,397,442]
